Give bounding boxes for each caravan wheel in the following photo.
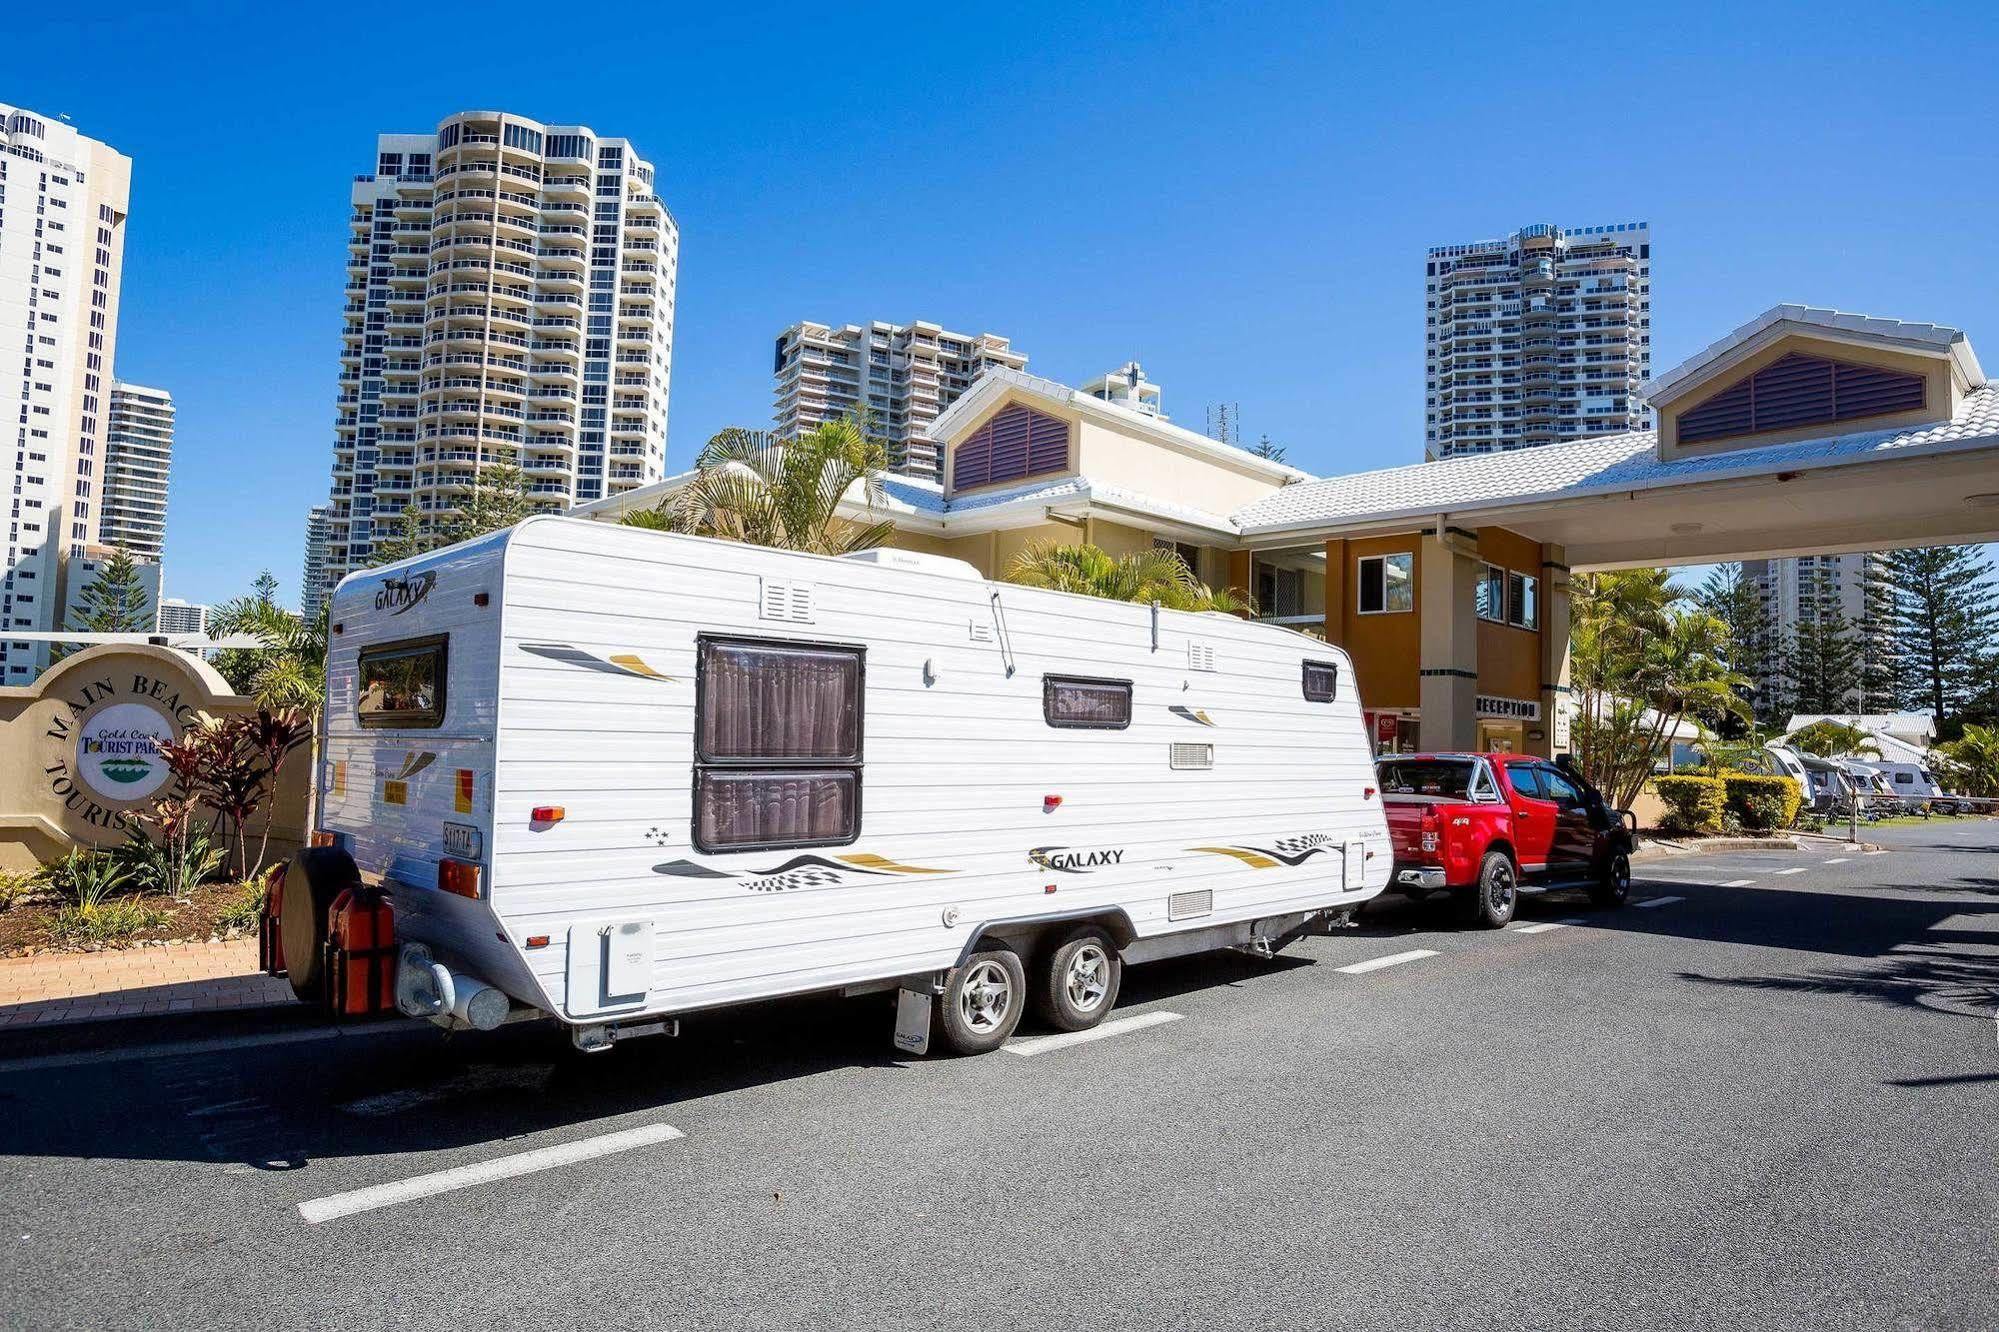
[937,948,1026,1055]
[1034,926,1123,1032]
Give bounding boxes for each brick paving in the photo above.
[0,939,293,1028]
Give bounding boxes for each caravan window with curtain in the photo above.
[693,637,864,851]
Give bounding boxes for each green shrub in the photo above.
[216,877,270,933]
[46,850,131,910]
[113,824,224,902]
[1722,773,1802,831]
[49,896,171,946]
[1654,776,1725,835]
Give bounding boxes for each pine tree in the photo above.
[370,463,533,566]
[1884,546,1999,725]
[1785,568,1865,714]
[1248,434,1287,463]
[64,546,153,641]
[1694,562,1778,735]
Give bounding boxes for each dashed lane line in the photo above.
[1823,857,1851,864]
[297,1123,684,1224]
[1635,896,1686,910]
[1513,919,1584,935]
[1721,879,1756,888]
[1773,867,1809,876]
[1336,949,1439,975]
[1004,1010,1183,1057]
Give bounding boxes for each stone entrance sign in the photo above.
[0,643,309,872]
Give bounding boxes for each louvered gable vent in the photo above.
[1679,352,1925,444]
[952,404,1070,489]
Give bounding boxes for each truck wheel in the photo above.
[936,947,1026,1055]
[1034,926,1122,1032]
[1590,851,1632,908]
[1464,852,1518,929]
[279,846,360,1004]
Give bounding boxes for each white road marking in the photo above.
[1866,849,1890,855]
[1512,920,1576,935]
[1930,914,1999,934]
[1636,896,1685,909]
[1336,948,1439,975]
[297,1123,684,1224]
[1004,1009,1183,1057]
[1721,879,1756,888]
[1823,858,1851,865]
[1773,867,1809,876]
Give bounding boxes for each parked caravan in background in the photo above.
[1849,760,1957,813]
[267,519,1391,1056]
[1755,744,1855,817]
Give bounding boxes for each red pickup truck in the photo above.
[1377,752,1635,927]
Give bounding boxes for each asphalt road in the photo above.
[2,820,1995,1331]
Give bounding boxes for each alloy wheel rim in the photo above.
[958,960,1013,1034]
[1065,943,1110,1011]
[1489,866,1516,913]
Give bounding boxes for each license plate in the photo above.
[443,822,482,860]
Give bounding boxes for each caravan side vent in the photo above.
[759,578,814,623]
[1170,742,1214,770]
[1188,642,1217,672]
[1168,889,1214,921]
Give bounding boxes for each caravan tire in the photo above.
[936,947,1027,1055]
[1034,926,1123,1032]
[279,847,361,1005]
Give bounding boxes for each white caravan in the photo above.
[275,518,1390,1055]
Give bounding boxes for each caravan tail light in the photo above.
[530,805,566,825]
[1363,786,1377,801]
[1043,795,1063,813]
[437,858,484,899]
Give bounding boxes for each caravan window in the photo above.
[693,637,864,852]
[1302,660,1339,702]
[1043,676,1132,730]
[356,636,447,729]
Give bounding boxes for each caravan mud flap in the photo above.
[893,986,933,1056]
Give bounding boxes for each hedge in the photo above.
[1722,773,1802,831]
[1654,776,1725,835]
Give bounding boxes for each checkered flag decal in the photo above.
[744,868,848,893]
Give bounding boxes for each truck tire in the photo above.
[936,947,1027,1055]
[279,846,361,1004]
[1589,851,1632,908]
[1033,926,1122,1032]
[1464,851,1518,929]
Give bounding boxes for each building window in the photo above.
[952,404,1068,490]
[693,637,863,852]
[1302,660,1339,703]
[357,635,447,729]
[1043,676,1132,730]
[1508,572,1538,630]
[1475,563,1505,621]
[1358,553,1413,614]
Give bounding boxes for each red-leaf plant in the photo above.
[155,709,311,881]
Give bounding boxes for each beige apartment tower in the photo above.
[318,110,678,606]
[772,319,1027,477]
[0,105,132,680]
[100,379,173,563]
[1424,221,1652,459]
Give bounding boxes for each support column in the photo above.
[1540,544,1573,757]
[1320,538,1347,647]
[1227,550,1253,599]
[1419,528,1480,752]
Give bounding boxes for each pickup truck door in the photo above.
[1537,766,1597,870]
[1500,761,1559,873]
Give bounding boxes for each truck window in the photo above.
[357,635,447,729]
[694,637,864,852]
[1377,758,1474,798]
[1504,763,1546,800]
[1043,676,1132,730]
[1301,660,1339,702]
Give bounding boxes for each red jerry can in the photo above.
[322,886,397,1017]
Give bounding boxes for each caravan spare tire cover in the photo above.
[281,847,362,1003]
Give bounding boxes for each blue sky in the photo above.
[6,2,1997,607]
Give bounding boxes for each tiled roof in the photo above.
[1642,304,1983,402]
[875,472,1234,532]
[1232,385,1999,533]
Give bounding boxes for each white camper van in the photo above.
[272,518,1390,1056]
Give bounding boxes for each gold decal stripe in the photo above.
[838,853,952,875]
[608,654,673,680]
[1190,846,1278,870]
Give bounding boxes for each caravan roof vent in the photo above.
[759,578,814,623]
[838,549,984,581]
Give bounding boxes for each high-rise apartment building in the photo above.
[100,379,172,561]
[156,596,208,636]
[318,111,678,605]
[301,503,330,617]
[772,320,1026,477]
[1744,551,1894,708]
[1424,221,1652,460]
[0,105,132,680]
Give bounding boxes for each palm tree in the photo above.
[210,573,328,719]
[1936,723,1999,797]
[1784,719,1880,759]
[622,418,894,555]
[1005,542,1254,614]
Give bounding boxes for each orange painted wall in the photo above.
[1336,534,1421,710]
[1474,527,1544,704]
